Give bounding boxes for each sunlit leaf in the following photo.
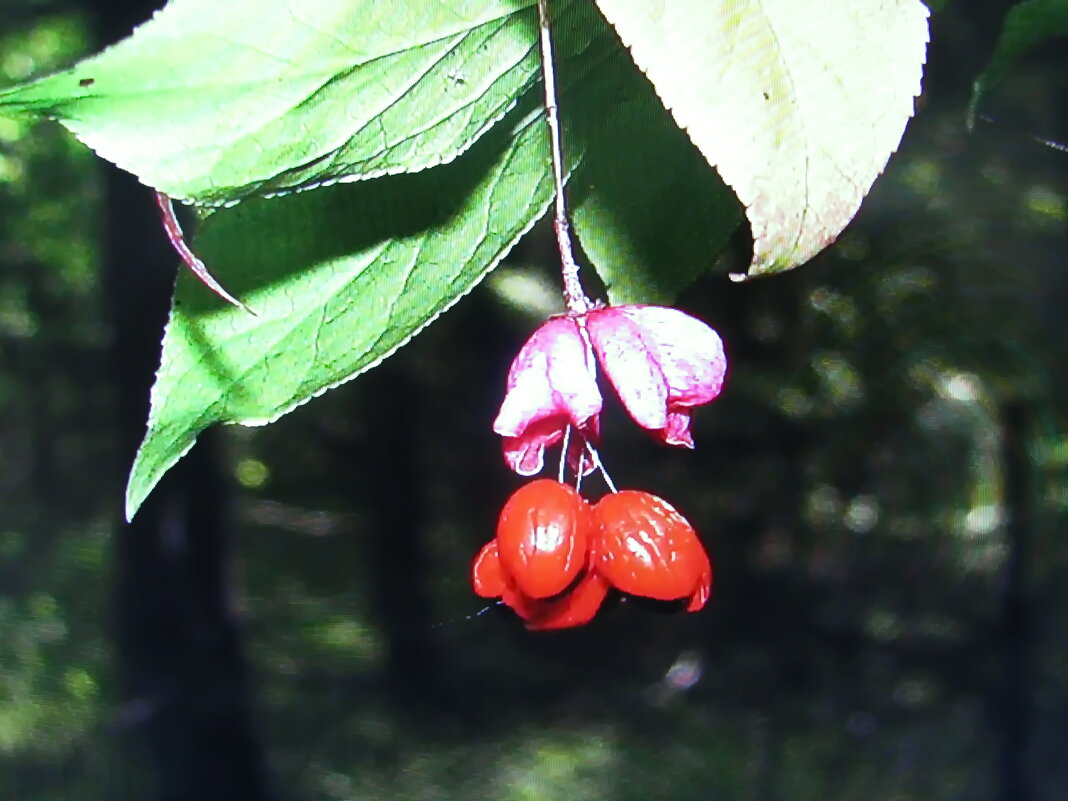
[0,0,549,205]
[122,1,623,519]
[594,0,929,278]
[124,105,565,519]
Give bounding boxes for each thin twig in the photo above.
[536,0,589,315]
[155,191,256,315]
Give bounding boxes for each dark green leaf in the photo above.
[570,63,742,305]
[967,0,1068,129]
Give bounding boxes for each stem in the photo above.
[536,0,589,315]
[155,191,255,315]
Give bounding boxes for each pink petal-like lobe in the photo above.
[494,317,602,475]
[616,305,726,404]
[584,309,669,431]
[587,305,726,445]
[501,419,566,477]
[662,410,695,448]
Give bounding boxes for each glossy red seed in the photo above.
[592,490,711,606]
[518,570,611,631]
[687,559,713,612]
[471,540,506,598]
[496,479,590,599]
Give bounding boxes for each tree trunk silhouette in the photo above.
[360,358,441,710]
[997,401,1033,801]
[96,3,271,798]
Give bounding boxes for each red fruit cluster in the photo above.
[472,479,712,630]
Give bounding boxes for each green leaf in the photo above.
[0,0,545,205]
[967,0,1068,129]
[594,0,929,278]
[122,0,621,519]
[569,57,742,305]
[125,107,562,520]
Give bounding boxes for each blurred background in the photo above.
[0,0,1066,799]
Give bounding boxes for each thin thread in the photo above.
[575,447,587,493]
[585,440,618,493]
[558,424,572,484]
[430,602,500,630]
[978,114,1068,153]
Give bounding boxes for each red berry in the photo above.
[687,560,713,612]
[592,490,711,607]
[496,479,590,599]
[471,540,505,598]
[512,570,611,631]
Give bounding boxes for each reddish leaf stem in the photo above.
[536,0,589,315]
[155,191,255,315]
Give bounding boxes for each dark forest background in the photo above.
[0,0,1066,799]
